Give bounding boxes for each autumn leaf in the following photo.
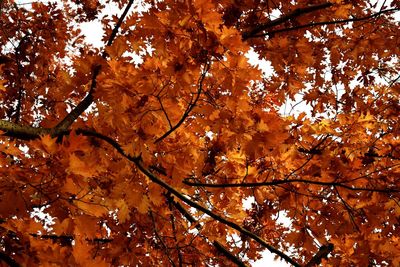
[137,196,150,214]
[68,153,98,178]
[0,0,399,266]
[0,79,7,91]
[114,199,131,223]
[41,134,58,154]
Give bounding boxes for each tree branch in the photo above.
[70,130,300,266]
[29,233,113,245]
[133,159,301,267]
[304,243,334,267]
[167,194,248,267]
[0,120,50,138]
[249,7,400,38]
[242,2,333,39]
[168,200,183,267]
[52,0,135,132]
[0,123,300,266]
[213,241,248,267]
[149,211,177,267]
[183,177,399,193]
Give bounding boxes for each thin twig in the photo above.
[168,199,184,267]
[53,0,135,132]
[154,62,210,143]
[149,211,177,267]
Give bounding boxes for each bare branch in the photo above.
[168,200,184,267]
[334,187,360,232]
[149,211,177,267]
[103,0,136,51]
[158,97,173,129]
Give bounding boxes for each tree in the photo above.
[0,0,399,265]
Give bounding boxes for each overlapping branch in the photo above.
[251,7,400,38]
[213,241,248,267]
[154,62,211,143]
[166,194,248,266]
[0,120,301,266]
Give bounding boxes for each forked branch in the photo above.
[167,194,248,266]
[53,0,135,133]
[154,62,210,143]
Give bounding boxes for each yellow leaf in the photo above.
[41,134,58,154]
[68,153,97,178]
[209,110,220,120]
[149,183,164,206]
[0,79,7,91]
[178,15,191,27]
[334,4,352,18]
[257,120,269,132]
[114,199,130,223]
[357,112,374,122]
[75,201,108,217]
[137,196,150,214]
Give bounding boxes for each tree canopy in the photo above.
[0,0,399,266]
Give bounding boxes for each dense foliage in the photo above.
[0,0,399,266]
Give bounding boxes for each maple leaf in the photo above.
[40,135,58,154]
[0,79,7,92]
[137,196,150,214]
[68,153,98,178]
[114,199,131,223]
[0,0,399,266]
